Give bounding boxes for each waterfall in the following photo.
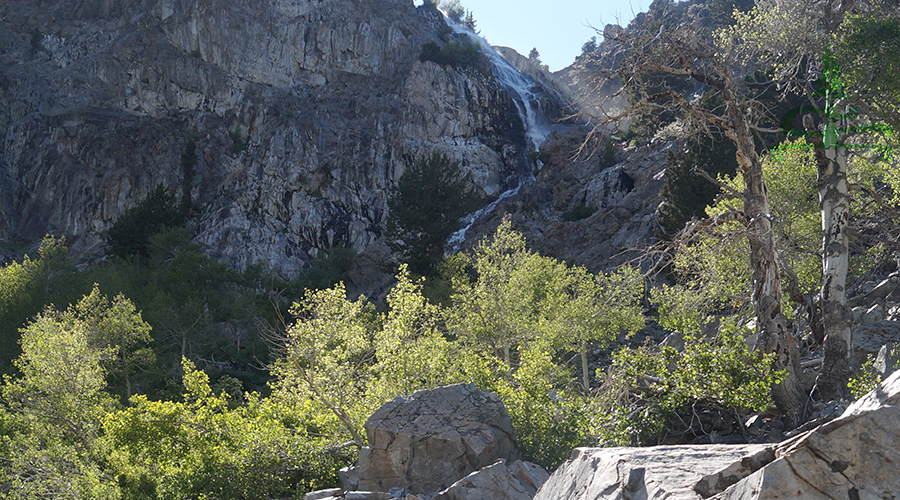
[443,18,553,153]
[442,15,554,250]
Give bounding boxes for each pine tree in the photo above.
[386,153,481,276]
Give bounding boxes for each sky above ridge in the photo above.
[454,0,644,72]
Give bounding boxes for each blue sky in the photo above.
[457,0,644,71]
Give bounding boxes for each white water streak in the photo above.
[442,15,553,250]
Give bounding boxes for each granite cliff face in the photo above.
[0,0,549,283]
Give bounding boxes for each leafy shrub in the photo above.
[657,132,738,238]
[597,319,782,445]
[229,130,247,154]
[0,237,86,376]
[102,360,349,499]
[848,346,898,399]
[599,140,618,169]
[490,348,593,469]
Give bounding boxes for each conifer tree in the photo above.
[386,152,481,276]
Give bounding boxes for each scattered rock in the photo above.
[852,321,900,363]
[874,343,897,377]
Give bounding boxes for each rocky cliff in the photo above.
[1,0,564,285]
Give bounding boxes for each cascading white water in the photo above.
[442,15,554,250]
[443,18,552,153]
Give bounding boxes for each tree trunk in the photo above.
[581,340,590,391]
[727,100,807,428]
[808,114,853,401]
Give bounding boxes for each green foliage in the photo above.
[0,288,139,499]
[101,359,347,499]
[70,284,155,401]
[581,37,597,55]
[664,139,823,318]
[556,266,645,390]
[276,283,375,445]
[0,236,86,377]
[372,266,474,398]
[229,130,248,154]
[489,348,592,469]
[299,246,357,292]
[835,12,900,130]
[657,132,738,238]
[600,319,782,445]
[419,37,490,74]
[29,29,43,50]
[599,140,618,169]
[106,185,185,260]
[848,347,898,400]
[386,152,482,276]
[88,227,276,397]
[562,202,597,222]
[448,220,566,367]
[439,0,466,22]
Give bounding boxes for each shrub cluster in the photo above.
[419,37,490,73]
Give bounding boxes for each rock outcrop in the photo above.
[0,0,559,286]
[533,370,900,499]
[458,130,671,273]
[344,383,519,495]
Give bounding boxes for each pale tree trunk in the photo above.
[581,340,590,391]
[727,99,807,428]
[808,114,853,401]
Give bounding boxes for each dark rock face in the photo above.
[349,383,519,495]
[0,0,536,284]
[459,130,672,274]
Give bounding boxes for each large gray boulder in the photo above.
[347,384,519,496]
[534,370,900,499]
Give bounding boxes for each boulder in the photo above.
[853,321,900,363]
[717,369,900,499]
[533,444,775,500]
[348,384,518,496]
[435,459,550,500]
[534,370,900,499]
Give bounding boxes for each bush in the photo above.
[419,37,490,74]
[562,202,597,222]
[657,132,738,238]
[597,319,782,445]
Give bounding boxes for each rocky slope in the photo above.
[1,0,573,288]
